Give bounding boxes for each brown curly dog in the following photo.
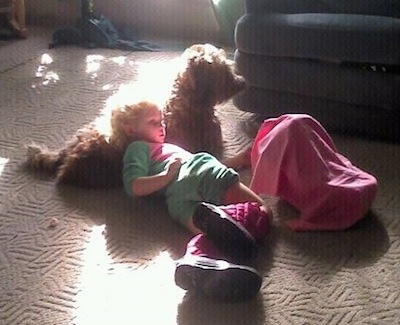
[25,44,247,189]
[165,43,246,157]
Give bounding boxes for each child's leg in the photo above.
[186,181,273,262]
[223,181,272,216]
[192,201,271,262]
[182,175,271,235]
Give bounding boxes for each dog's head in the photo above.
[177,43,247,108]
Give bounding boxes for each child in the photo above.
[112,101,272,301]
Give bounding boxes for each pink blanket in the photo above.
[250,114,377,231]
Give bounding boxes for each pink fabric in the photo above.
[186,234,222,258]
[220,202,271,241]
[250,114,378,231]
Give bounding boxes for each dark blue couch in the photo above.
[233,0,400,142]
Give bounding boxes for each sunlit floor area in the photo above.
[1,26,400,325]
[74,225,185,324]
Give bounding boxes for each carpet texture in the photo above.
[1,27,400,325]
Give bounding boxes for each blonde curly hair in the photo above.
[110,101,161,150]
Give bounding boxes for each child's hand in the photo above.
[166,158,182,181]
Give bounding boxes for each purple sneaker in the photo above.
[175,234,262,302]
[193,202,271,262]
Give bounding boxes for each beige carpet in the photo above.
[1,26,400,325]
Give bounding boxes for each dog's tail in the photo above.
[24,143,64,175]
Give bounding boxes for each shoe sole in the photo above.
[175,255,262,302]
[193,202,257,262]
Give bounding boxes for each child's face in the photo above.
[134,105,166,143]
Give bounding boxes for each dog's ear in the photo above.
[178,57,215,107]
[184,57,199,90]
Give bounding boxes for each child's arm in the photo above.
[131,158,182,196]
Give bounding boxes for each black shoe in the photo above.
[193,202,257,263]
[175,255,262,302]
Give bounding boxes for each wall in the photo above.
[25,0,222,42]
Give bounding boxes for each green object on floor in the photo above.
[211,0,244,45]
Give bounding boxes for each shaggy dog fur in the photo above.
[165,43,246,157]
[26,126,125,188]
[25,43,247,189]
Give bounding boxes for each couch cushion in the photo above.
[235,13,400,65]
[235,51,400,108]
